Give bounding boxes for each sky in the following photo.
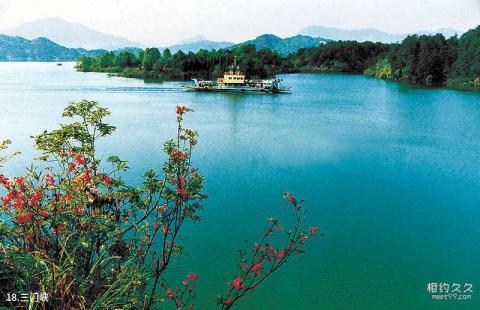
[0,0,479,46]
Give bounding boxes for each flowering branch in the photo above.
[217,192,319,309]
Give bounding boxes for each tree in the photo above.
[452,26,480,81]
[97,51,115,68]
[163,48,172,60]
[76,55,94,71]
[143,48,161,71]
[114,51,137,67]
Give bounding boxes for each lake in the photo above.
[1,62,479,309]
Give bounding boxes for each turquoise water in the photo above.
[1,62,480,309]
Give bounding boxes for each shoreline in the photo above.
[77,66,480,93]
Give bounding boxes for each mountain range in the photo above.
[298,25,462,43]
[0,35,106,61]
[0,32,327,61]
[0,17,141,50]
[0,18,467,61]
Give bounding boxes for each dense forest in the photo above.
[77,45,292,81]
[76,25,480,90]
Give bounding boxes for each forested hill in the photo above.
[236,34,329,55]
[0,35,106,61]
[75,25,480,91]
[291,26,480,90]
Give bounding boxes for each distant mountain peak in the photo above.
[0,33,106,61]
[176,35,208,45]
[298,25,464,43]
[1,17,141,50]
[256,34,282,39]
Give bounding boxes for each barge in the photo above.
[183,57,292,94]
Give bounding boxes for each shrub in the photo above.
[0,100,318,309]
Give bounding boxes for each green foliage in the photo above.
[114,51,139,67]
[143,48,161,71]
[76,44,290,80]
[238,34,326,56]
[162,48,172,60]
[364,58,393,79]
[387,34,452,86]
[290,40,390,73]
[34,100,115,159]
[1,100,206,309]
[449,26,480,89]
[75,25,480,91]
[0,140,20,168]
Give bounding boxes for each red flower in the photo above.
[277,249,286,258]
[309,227,318,234]
[230,277,244,290]
[63,194,72,203]
[14,177,25,187]
[162,225,168,234]
[176,188,189,197]
[170,150,187,162]
[0,174,9,185]
[73,207,84,216]
[103,175,111,184]
[276,224,283,231]
[255,243,266,253]
[53,224,64,235]
[68,162,76,173]
[17,213,32,224]
[153,222,160,230]
[224,298,232,305]
[75,155,86,165]
[39,210,48,218]
[1,191,16,208]
[250,263,262,274]
[166,288,174,299]
[13,194,25,210]
[176,105,187,115]
[178,175,187,185]
[188,272,199,281]
[45,174,55,187]
[28,191,42,205]
[81,168,92,183]
[182,279,189,286]
[285,192,297,207]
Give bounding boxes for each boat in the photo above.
[57,63,63,66]
[183,57,292,94]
